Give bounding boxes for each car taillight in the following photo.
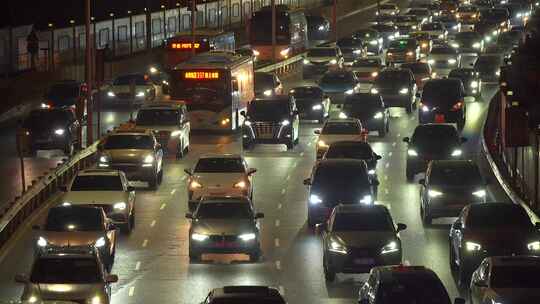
[451,101,463,111]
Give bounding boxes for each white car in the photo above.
[427,46,461,77]
[350,58,384,92]
[60,169,136,233]
[377,3,399,16]
[470,256,540,304]
[185,154,257,210]
[106,73,157,105]
[315,118,368,159]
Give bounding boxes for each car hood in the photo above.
[40,231,104,247]
[319,83,355,93]
[192,219,255,235]
[428,54,457,60]
[464,228,537,246]
[110,85,152,93]
[191,173,246,188]
[26,283,105,301]
[490,288,540,303]
[410,143,460,157]
[333,231,396,248]
[135,125,180,132]
[62,191,127,205]
[319,134,365,145]
[105,149,151,163]
[351,67,379,73]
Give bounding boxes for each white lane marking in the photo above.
[385,189,389,195]
[170,189,176,195]
[275,219,280,227]
[392,142,396,147]
[281,188,286,195]
[286,175,291,181]
[278,203,282,209]
[135,261,141,271]
[279,286,285,296]
[300,152,305,157]
[150,220,156,228]
[142,239,148,248]
[275,238,280,247]
[388,152,393,157]
[160,203,166,210]
[384,175,388,181]
[128,286,135,297]
[181,175,187,181]
[397,133,401,137]
[385,163,390,168]
[275,260,281,270]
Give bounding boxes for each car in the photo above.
[377,3,400,16]
[418,160,486,225]
[449,202,540,285]
[302,47,344,78]
[386,38,421,64]
[419,78,466,127]
[135,102,190,159]
[337,37,367,65]
[289,86,331,123]
[315,118,368,158]
[303,159,379,226]
[480,8,511,32]
[371,68,418,114]
[500,2,531,26]
[254,72,283,97]
[473,53,503,83]
[318,70,361,108]
[421,22,448,39]
[470,256,540,304]
[184,154,257,210]
[97,128,164,189]
[409,31,434,55]
[350,58,384,91]
[15,248,118,304]
[202,286,286,304]
[21,108,81,156]
[323,141,382,178]
[186,196,264,262]
[407,8,433,23]
[473,0,494,8]
[427,46,462,77]
[456,5,481,24]
[306,15,331,41]
[352,29,384,54]
[42,80,87,112]
[147,64,171,94]
[434,14,460,33]
[449,68,482,98]
[440,0,459,15]
[403,124,467,180]
[495,29,523,54]
[60,169,136,233]
[451,31,485,54]
[241,96,300,150]
[33,206,117,270]
[475,19,501,44]
[373,14,398,26]
[320,204,407,281]
[394,15,423,36]
[369,24,400,47]
[106,73,157,105]
[340,93,390,137]
[358,265,466,304]
[401,62,433,90]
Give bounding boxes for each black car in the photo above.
[202,286,286,304]
[475,19,501,44]
[352,29,384,54]
[321,204,407,281]
[369,24,399,47]
[306,15,331,41]
[481,8,511,31]
[341,93,389,137]
[254,72,283,97]
[241,96,300,150]
[337,37,366,64]
[452,31,485,53]
[419,160,487,225]
[323,141,382,177]
[303,159,378,226]
[186,196,264,262]
[22,108,80,156]
[434,14,460,33]
[403,124,467,181]
[289,86,330,123]
[393,15,422,36]
[473,54,503,83]
[371,68,417,113]
[449,203,540,285]
[419,78,466,128]
[449,68,482,98]
[496,29,523,52]
[43,80,86,110]
[386,38,421,64]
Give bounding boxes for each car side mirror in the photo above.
[454,298,466,304]
[247,168,257,175]
[127,186,135,192]
[397,223,407,232]
[185,213,193,219]
[402,137,410,143]
[255,212,265,219]
[59,185,68,192]
[375,154,382,160]
[184,169,193,176]
[14,274,28,283]
[372,179,380,186]
[240,110,246,117]
[418,179,425,185]
[460,137,467,143]
[32,225,41,230]
[535,222,540,230]
[303,178,312,186]
[314,129,321,135]
[105,274,119,283]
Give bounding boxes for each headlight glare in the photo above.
[339,112,348,119]
[310,194,322,205]
[233,181,247,189]
[170,130,182,137]
[312,104,323,110]
[318,140,328,148]
[329,240,347,254]
[528,241,540,250]
[370,88,379,94]
[54,129,65,135]
[399,88,409,95]
[448,58,457,64]
[407,149,418,156]
[136,91,145,97]
[143,155,154,164]
[374,112,384,119]
[190,180,203,189]
[473,42,481,49]
[113,202,127,210]
[360,195,373,204]
[37,236,47,247]
[281,119,290,126]
[470,81,478,88]
[381,241,399,254]
[428,189,443,197]
[303,59,310,64]
[95,237,106,248]
[451,149,462,157]
[192,233,209,241]
[345,89,354,95]
[466,241,482,251]
[472,190,486,198]
[263,89,273,96]
[239,233,256,241]
[330,59,338,65]
[107,91,116,97]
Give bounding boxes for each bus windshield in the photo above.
[171,72,229,112]
[250,12,290,44]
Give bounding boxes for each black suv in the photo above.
[43,80,86,110]
[449,68,482,99]
[321,204,406,281]
[341,93,389,137]
[22,108,80,156]
[289,86,330,123]
[202,286,286,304]
[371,68,417,114]
[452,31,485,54]
[323,141,382,179]
[418,78,466,128]
[337,37,366,64]
[403,124,467,181]
[241,96,300,150]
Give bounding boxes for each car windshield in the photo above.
[24,110,69,129]
[290,87,323,98]
[376,71,409,83]
[343,95,382,113]
[194,158,244,173]
[322,122,360,134]
[48,84,78,98]
[325,143,374,159]
[429,164,483,185]
[45,207,103,232]
[456,32,481,40]
[247,100,290,121]
[320,73,355,85]
[449,69,473,78]
[378,274,451,304]
[71,175,124,191]
[412,126,459,146]
[333,211,394,231]
[422,23,443,30]
[254,73,274,88]
[401,63,430,74]
[430,47,456,54]
[313,165,370,188]
[422,81,463,106]
[467,205,533,229]
[30,258,101,284]
[114,74,147,85]
[136,109,180,126]
[491,265,540,288]
[475,56,502,68]
[338,38,362,48]
[103,135,154,150]
[353,59,381,67]
[307,48,337,57]
[196,202,253,219]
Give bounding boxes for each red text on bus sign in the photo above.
[184,71,220,80]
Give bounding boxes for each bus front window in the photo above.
[174,80,228,112]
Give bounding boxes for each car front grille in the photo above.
[116,93,132,99]
[253,122,280,138]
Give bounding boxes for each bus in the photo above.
[170,51,254,131]
[165,30,235,69]
[249,5,308,62]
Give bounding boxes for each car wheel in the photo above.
[323,256,336,282]
[249,249,261,263]
[157,169,164,185]
[406,99,413,114]
[121,216,133,234]
[378,124,387,138]
[286,140,294,150]
[457,116,465,130]
[64,142,75,157]
[243,140,252,150]
[318,114,325,124]
[307,215,317,228]
[449,240,458,271]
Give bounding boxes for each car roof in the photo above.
[375,265,438,282]
[335,204,389,214]
[77,169,122,177]
[252,95,291,103]
[325,118,360,124]
[200,196,251,204]
[211,286,283,300]
[199,153,242,159]
[140,102,186,110]
[489,256,540,267]
[316,159,368,170]
[430,159,477,170]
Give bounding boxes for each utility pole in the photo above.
[85,0,93,145]
[332,0,337,42]
[191,0,197,57]
[271,0,276,63]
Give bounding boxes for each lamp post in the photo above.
[85,0,94,145]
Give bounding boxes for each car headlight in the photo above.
[90,296,102,304]
[406,51,414,56]
[149,66,158,74]
[312,104,323,110]
[107,91,116,97]
[37,236,47,247]
[233,181,247,189]
[136,91,146,97]
[263,89,273,96]
[371,71,379,77]
[189,180,203,189]
[473,42,481,49]
[427,59,435,64]
[448,58,457,64]
[339,112,348,119]
[244,120,252,126]
[374,112,384,119]
[492,30,498,36]
[253,50,260,56]
[143,154,154,164]
[54,129,65,135]
[310,194,323,205]
[370,88,379,94]
[368,169,376,175]
[318,140,328,148]
[412,25,418,30]
[399,88,409,95]
[466,241,482,251]
[422,42,428,48]
[98,155,110,167]
[485,36,492,42]
[192,233,209,241]
[421,105,430,112]
[329,239,348,254]
[239,233,256,241]
[528,241,540,251]
[407,149,418,156]
[428,189,443,197]
[470,81,478,88]
[330,59,338,65]
[280,48,290,57]
[113,202,127,210]
[438,34,445,39]
[303,59,310,64]
[360,195,373,204]
[318,25,325,31]
[170,130,182,137]
[381,241,399,254]
[472,190,486,198]
[496,70,501,76]
[345,89,354,95]
[451,43,459,48]
[95,237,106,248]
[353,49,363,54]
[451,149,462,157]
[370,40,378,45]
[281,119,290,126]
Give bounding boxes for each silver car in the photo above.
[303,47,344,78]
[427,46,461,77]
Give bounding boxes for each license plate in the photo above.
[354,258,375,265]
[218,242,237,248]
[435,114,445,123]
[258,133,274,139]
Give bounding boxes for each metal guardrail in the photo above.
[255,53,306,74]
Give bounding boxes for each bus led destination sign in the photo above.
[184,71,220,80]
[171,43,201,49]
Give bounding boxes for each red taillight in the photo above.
[451,101,463,111]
